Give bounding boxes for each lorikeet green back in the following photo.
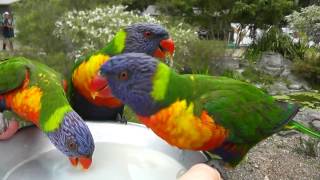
[100,53,320,167]
[0,57,71,131]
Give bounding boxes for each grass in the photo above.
[173,39,226,75]
[273,91,320,110]
[241,66,275,85]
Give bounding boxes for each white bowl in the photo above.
[0,122,208,180]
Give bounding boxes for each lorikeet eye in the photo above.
[66,139,77,151]
[118,71,129,80]
[143,31,153,38]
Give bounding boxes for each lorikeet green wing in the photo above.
[0,60,27,93]
[198,89,298,166]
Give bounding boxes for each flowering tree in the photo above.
[286,5,320,43]
[54,5,197,59]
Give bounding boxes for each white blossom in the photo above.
[53,5,197,59]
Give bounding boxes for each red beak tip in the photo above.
[90,75,107,91]
[79,157,92,170]
[69,157,79,167]
[160,38,175,54]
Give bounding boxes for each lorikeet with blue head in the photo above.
[0,57,95,170]
[69,23,175,121]
[99,53,320,169]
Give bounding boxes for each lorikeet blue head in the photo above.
[99,53,163,116]
[90,23,174,102]
[47,111,95,169]
[124,23,175,59]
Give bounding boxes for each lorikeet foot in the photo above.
[0,119,19,140]
[116,113,127,124]
[205,159,228,180]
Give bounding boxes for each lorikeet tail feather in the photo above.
[285,121,320,139]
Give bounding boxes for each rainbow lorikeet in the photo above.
[99,53,320,168]
[0,57,95,169]
[69,23,175,121]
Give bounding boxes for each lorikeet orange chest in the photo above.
[3,71,42,126]
[138,101,228,151]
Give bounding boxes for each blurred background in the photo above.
[0,0,319,127]
[0,1,317,86]
[0,1,320,179]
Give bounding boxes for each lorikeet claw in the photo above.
[116,113,127,124]
[165,52,174,67]
[0,119,19,140]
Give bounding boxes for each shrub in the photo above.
[245,27,307,62]
[53,5,197,60]
[0,48,73,76]
[242,66,275,85]
[292,48,320,85]
[174,39,226,75]
[286,5,320,43]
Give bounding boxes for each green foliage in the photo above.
[298,0,320,7]
[13,2,197,74]
[245,26,319,87]
[173,40,226,75]
[245,27,307,62]
[151,0,296,39]
[231,0,295,28]
[221,69,246,81]
[13,0,65,53]
[152,0,234,40]
[242,66,275,85]
[13,0,117,53]
[11,0,131,74]
[292,48,320,85]
[273,91,320,110]
[286,5,320,43]
[0,47,73,76]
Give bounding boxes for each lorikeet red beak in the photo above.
[153,38,175,65]
[90,74,113,99]
[69,156,92,170]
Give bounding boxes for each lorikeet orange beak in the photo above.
[69,156,92,170]
[153,38,175,65]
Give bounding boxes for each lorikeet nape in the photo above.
[100,53,320,168]
[0,57,95,169]
[70,23,175,121]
